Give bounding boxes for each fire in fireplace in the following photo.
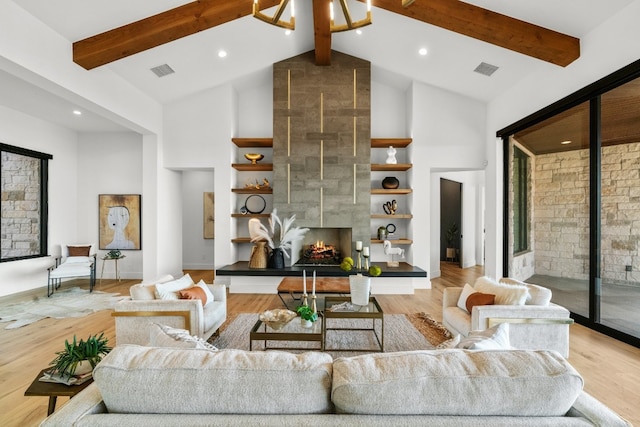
[294,227,352,266]
[299,241,341,265]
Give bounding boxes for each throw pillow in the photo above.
[456,283,477,313]
[154,274,194,300]
[465,292,495,313]
[474,276,528,305]
[149,323,218,351]
[67,245,91,257]
[129,284,156,300]
[456,323,511,350]
[500,278,552,306]
[179,286,207,304]
[195,280,215,305]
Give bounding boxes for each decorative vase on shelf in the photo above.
[381,176,399,189]
[349,274,371,306]
[386,146,397,164]
[248,241,268,269]
[269,247,285,269]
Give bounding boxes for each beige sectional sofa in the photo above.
[40,345,630,426]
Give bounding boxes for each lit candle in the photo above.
[356,241,363,251]
[312,270,316,296]
[303,270,307,294]
[363,246,369,257]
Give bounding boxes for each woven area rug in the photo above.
[210,312,455,357]
[0,287,127,329]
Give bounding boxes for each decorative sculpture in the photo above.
[386,146,397,164]
[383,239,404,267]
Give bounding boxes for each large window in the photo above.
[512,146,529,254]
[0,143,52,262]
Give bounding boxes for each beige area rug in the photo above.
[210,312,455,357]
[0,287,127,329]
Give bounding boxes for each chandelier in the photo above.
[252,0,372,32]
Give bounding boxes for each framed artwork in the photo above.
[203,192,214,239]
[99,194,141,250]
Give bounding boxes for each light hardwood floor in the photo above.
[0,264,638,426]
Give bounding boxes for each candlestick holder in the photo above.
[356,249,362,270]
[311,294,317,315]
[363,254,370,270]
[302,293,308,307]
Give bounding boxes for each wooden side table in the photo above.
[24,369,94,416]
[100,254,125,284]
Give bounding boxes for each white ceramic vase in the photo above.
[349,274,371,306]
[74,360,93,375]
[301,318,313,328]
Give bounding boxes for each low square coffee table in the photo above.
[323,296,384,352]
[250,316,324,351]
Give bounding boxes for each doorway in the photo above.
[440,178,462,267]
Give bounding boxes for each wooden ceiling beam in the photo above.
[313,0,333,65]
[73,0,281,70]
[367,0,580,67]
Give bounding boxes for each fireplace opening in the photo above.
[294,228,352,266]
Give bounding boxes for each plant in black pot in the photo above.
[445,222,459,261]
[251,209,309,269]
[48,333,111,379]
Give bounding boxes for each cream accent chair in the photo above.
[112,274,227,345]
[47,244,97,297]
[442,277,573,357]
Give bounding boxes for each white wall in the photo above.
[182,171,215,269]
[484,0,640,280]
[77,132,144,279]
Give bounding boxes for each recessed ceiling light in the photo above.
[560,140,572,145]
[356,29,363,35]
[73,110,82,116]
[418,47,428,56]
[285,29,292,36]
[218,50,227,58]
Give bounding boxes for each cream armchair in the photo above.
[442,278,573,357]
[112,278,227,345]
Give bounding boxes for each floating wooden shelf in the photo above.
[371,163,412,172]
[371,214,413,219]
[232,163,273,171]
[232,188,273,194]
[231,237,252,243]
[370,239,413,245]
[232,138,273,148]
[371,189,412,195]
[231,213,271,218]
[371,138,412,148]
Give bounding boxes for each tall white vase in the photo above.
[349,274,371,306]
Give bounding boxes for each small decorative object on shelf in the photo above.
[244,153,264,164]
[377,226,388,240]
[385,146,397,164]
[383,239,405,267]
[243,178,270,190]
[241,194,266,214]
[251,209,309,269]
[381,176,399,189]
[383,199,398,215]
[386,223,396,237]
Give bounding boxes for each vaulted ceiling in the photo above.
[5,0,638,132]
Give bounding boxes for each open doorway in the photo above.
[440,178,462,267]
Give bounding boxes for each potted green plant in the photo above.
[445,222,459,261]
[296,304,318,328]
[48,333,111,378]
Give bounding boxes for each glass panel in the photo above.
[510,102,591,318]
[600,77,640,339]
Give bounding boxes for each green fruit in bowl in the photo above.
[343,257,354,266]
[368,265,382,277]
[340,261,353,272]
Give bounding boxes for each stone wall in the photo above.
[531,142,640,286]
[272,51,371,246]
[1,151,41,258]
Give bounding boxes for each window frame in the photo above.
[512,145,529,255]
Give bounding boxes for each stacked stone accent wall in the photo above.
[1,151,41,258]
[272,51,371,245]
[527,142,640,286]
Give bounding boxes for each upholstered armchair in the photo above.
[112,274,227,345]
[442,277,573,357]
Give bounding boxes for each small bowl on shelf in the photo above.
[259,309,297,330]
[244,153,264,164]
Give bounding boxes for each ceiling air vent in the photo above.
[473,62,499,77]
[150,64,175,78]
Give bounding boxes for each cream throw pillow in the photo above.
[149,323,218,351]
[456,283,476,313]
[474,276,528,305]
[154,274,194,300]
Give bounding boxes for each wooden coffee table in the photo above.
[250,316,324,351]
[323,296,384,352]
[24,369,94,416]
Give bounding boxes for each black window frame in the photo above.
[512,145,529,254]
[0,143,52,262]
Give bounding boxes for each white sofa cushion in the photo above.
[94,345,333,415]
[331,349,583,416]
[130,274,175,300]
[154,274,194,300]
[500,278,553,306]
[474,276,528,305]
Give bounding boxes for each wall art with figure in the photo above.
[99,194,141,250]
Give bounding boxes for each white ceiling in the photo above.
[5,0,637,132]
